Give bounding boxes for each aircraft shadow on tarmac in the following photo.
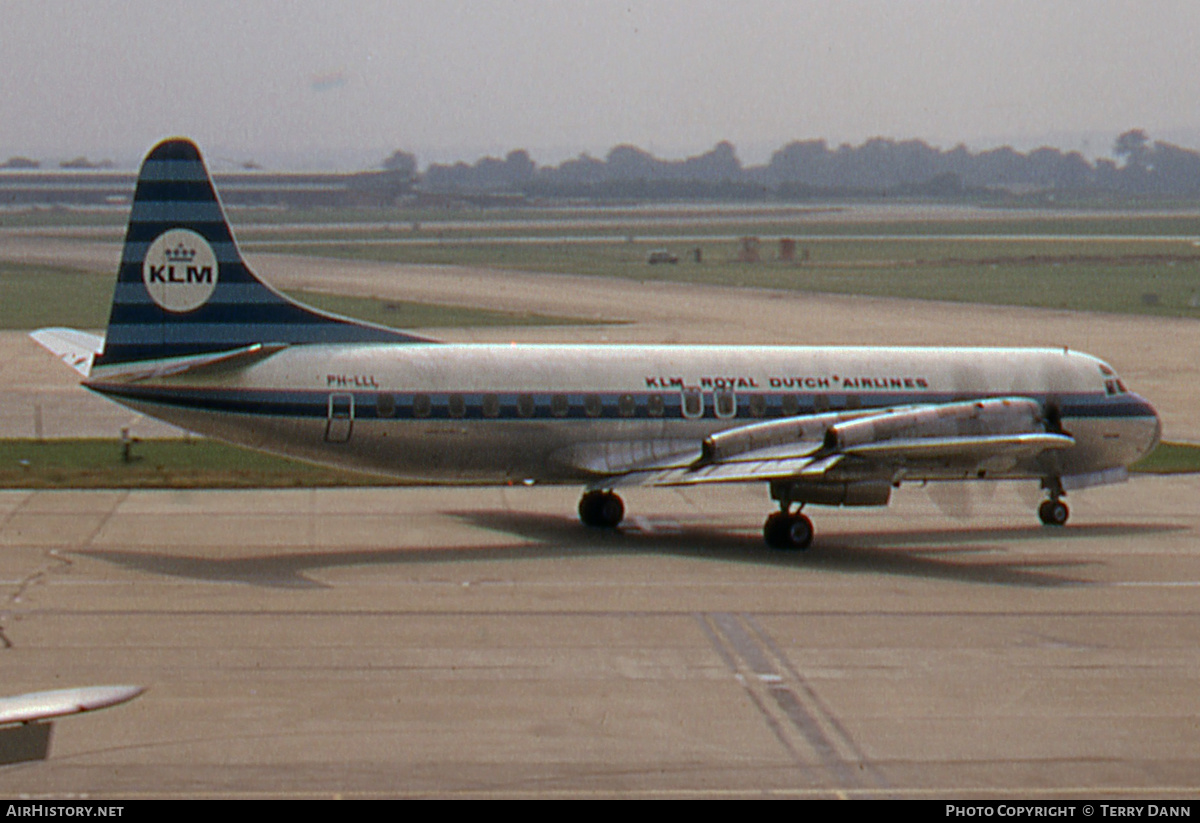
[70,512,1182,590]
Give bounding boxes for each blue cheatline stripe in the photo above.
[84,383,1159,425]
[135,159,211,182]
[131,180,218,201]
[129,200,227,223]
[122,222,234,246]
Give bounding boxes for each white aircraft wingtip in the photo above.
[0,685,145,726]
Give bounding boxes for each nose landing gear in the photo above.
[1038,478,1069,526]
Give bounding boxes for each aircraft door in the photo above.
[326,393,354,443]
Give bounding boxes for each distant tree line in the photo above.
[402,130,1200,200]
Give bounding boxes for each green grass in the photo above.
[0,262,116,328]
[1130,441,1200,474]
[0,438,1195,490]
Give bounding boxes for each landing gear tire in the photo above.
[764,511,814,550]
[1038,499,1069,526]
[579,490,624,529]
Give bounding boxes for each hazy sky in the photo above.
[4,0,1200,169]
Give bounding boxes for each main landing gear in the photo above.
[1038,478,1069,526]
[578,489,624,529]
[764,483,815,550]
[764,509,814,550]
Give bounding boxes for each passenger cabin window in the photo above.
[412,394,431,418]
[781,395,799,417]
[682,387,703,419]
[447,394,466,418]
[748,394,766,418]
[518,394,535,418]
[714,389,736,418]
[551,394,569,418]
[618,394,636,418]
[482,394,500,418]
[376,393,396,418]
[813,394,830,413]
[584,394,602,418]
[647,395,665,417]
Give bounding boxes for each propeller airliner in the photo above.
[32,139,1162,549]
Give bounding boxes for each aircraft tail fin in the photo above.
[92,138,431,372]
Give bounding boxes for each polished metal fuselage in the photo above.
[88,343,1161,486]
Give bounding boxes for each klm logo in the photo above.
[146,264,214,284]
[142,229,219,313]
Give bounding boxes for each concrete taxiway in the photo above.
[1,480,1198,797]
[0,236,1198,796]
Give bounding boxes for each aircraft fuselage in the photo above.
[87,344,1160,486]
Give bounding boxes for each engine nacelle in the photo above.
[824,397,1044,451]
[703,409,870,462]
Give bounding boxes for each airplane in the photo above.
[32,138,1162,550]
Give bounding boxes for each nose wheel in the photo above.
[579,490,624,529]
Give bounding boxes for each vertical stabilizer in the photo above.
[93,138,430,370]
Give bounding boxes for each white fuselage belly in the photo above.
[89,344,1161,486]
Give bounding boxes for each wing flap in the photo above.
[604,454,829,487]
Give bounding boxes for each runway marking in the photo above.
[697,612,890,791]
[1112,581,1200,587]
[628,515,682,535]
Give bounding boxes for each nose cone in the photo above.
[1134,394,1162,461]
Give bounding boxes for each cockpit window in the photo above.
[1099,364,1127,394]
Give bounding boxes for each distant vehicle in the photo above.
[32,138,1161,550]
[647,249,679,265]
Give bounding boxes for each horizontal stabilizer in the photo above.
[28,328,105,376]
[90,342,289,384]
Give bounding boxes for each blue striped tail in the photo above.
[93,138,431,369]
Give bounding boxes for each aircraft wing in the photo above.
[0,685,144,726]
[600,397,1075,488]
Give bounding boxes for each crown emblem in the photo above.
[164,243,196,263]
